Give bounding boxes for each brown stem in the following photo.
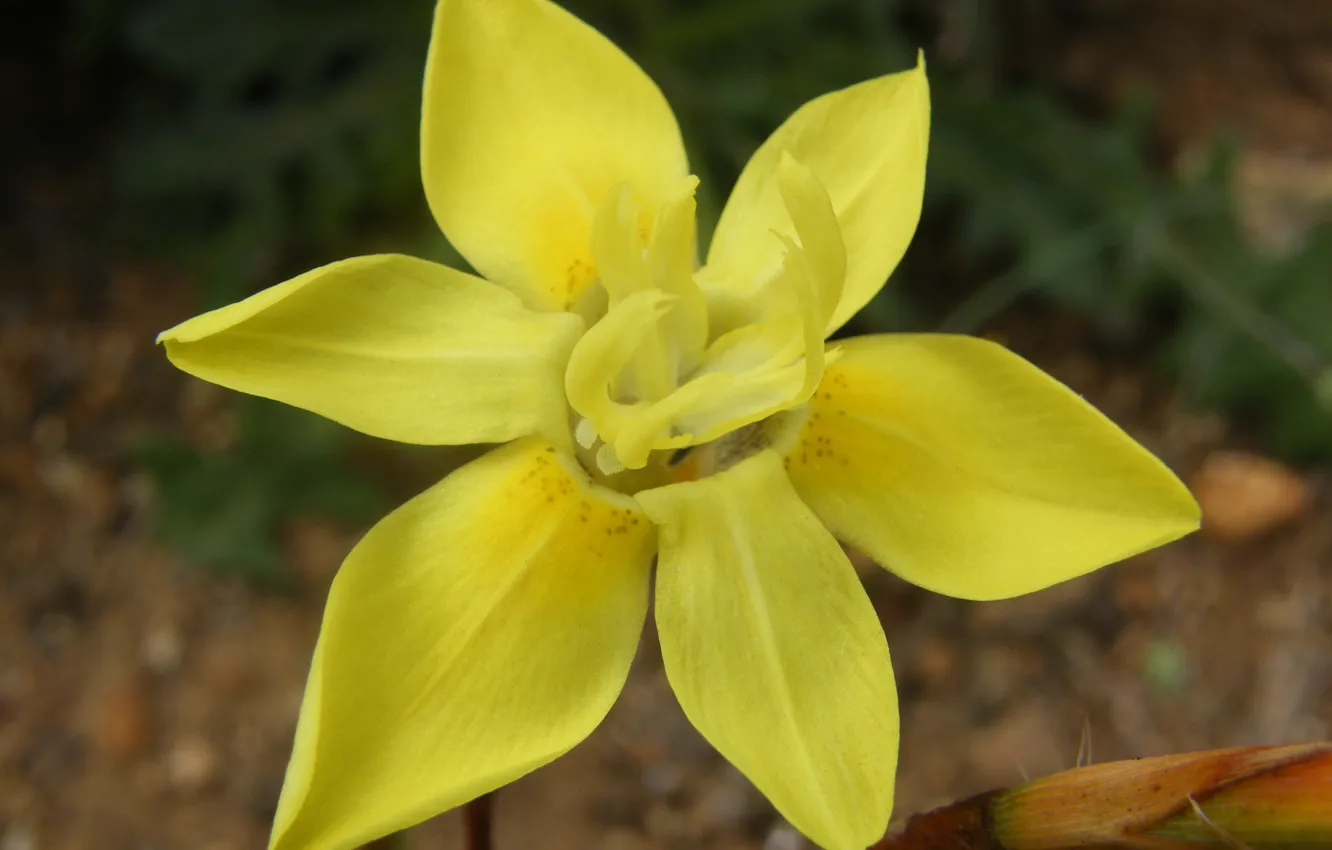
[871,790,1002,850]
[464,793,494,850]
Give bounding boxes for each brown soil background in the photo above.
[2,2,1331,849]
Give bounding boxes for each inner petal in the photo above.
[564,159,846,476]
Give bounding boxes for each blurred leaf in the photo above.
[115,0,434,305]
[1142,637,1190,698]
[928,83,1332,459]
[139,398,385,586]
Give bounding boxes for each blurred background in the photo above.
[2,0,1331,847]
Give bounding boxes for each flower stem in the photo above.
[465,793,494,850]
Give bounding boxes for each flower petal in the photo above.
[785,334,1200,601]
[637,451,898,850]
[159,254,583,448]
[703,57,928,334]
[270,437,654,850]
[422,0,689,311]
[775,152,845,330]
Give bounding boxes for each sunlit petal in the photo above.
[422,0,688,311]
[638,451,898,850]
[704,57,928,334]
[271,438,654,850]
[159,254,583,449]
[786,334,1200,600]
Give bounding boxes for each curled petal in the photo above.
[564,289,676,438]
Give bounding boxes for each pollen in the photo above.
[563,258,598,309]
[786,385,848,473]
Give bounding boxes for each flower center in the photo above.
[564,169,842,486]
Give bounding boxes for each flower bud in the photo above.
[989,743,1332,849]
[877,743,1332,849]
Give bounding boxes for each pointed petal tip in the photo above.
[268,438,654,848]
[786,334,1205,601]
[677,172,702,195]
[421,0,687,309]
[705,51,930,335]
[156,316,205,346]
[156,254,582,447]
[645,452,898,850]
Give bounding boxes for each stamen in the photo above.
[775,152,846,330]
[565,289,675,437]
[564,169,844,476]
[772,232,826,403]
[575,417,599,450]
[646,175,707,373]
[595,443,626,475]
[590,184,649,304]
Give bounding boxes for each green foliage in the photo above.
[1142,637,1190,698]
[1165,214,1332,459]
[116,0,435,306]
[138,399,385,586]
[111,0,429,581]
[927,86,1332,458]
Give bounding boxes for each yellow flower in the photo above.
[157,1,1200,848]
